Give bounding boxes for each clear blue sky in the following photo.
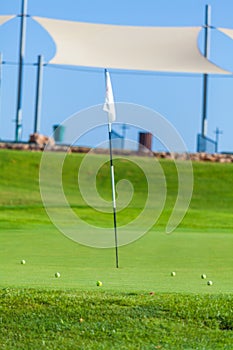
[0,0,233,152]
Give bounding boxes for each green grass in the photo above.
[1,289,233,349]
[1,226,233,293]
[1,149,233,230]
[0,149,233,348]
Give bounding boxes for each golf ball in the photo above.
[21,260,26,265]
[201,274,207,279]
[96,280,103,286]
[207,280,213,286]
[55,272,61,278]
[171,271,176,276]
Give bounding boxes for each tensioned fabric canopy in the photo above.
[218,27,233,40]
[0,15,14,26]
[34,16,229,74]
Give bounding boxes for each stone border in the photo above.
[0,142,232,163]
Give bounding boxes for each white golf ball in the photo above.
[201,274,207,279]
[171,271,176,277]
[55,272,61,278]
[207,280,213,286]
[21,260,26,265]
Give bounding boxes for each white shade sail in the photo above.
[218,27,233,40]
[34,16,229,74]
[0,15,14,26]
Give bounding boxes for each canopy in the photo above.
[0,15,14,26]
[219,27,233,40]
[34,16,229,74]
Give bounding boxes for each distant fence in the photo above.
[197,134,217,153]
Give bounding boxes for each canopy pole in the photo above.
[0,52,2,137]
[15,0,28,142]
[201,4,211,138]
[34,55,44,134]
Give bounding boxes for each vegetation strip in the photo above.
[1,289,233,349]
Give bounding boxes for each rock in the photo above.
[29,133,55,148]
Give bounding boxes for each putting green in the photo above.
[0,149,232,293]
[0,224,232,293]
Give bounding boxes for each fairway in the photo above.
[0,149,233,349]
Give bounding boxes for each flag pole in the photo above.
[108,122,119,268]
[103,69,119,268]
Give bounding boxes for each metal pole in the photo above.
[0,53,2,137]
[104,68,119,268]
[121,124,129,150]
[34,55,43,133]
[215,128,218,153]
[0,52,2,92]
[15,0,28,142]
[108,123,119,268]
[214,127,223,153]
[201,4,211,137]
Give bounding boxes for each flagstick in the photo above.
[108,122,119,268]
[103,68,119,268]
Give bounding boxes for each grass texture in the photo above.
[0,149,233,348]
[1,289,233,349]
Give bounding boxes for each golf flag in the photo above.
[103,69,119,268]
[103,69,116,124]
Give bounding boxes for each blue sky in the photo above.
[0,0,233,152]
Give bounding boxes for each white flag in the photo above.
[103,69,116,124]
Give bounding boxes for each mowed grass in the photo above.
[1,289,233,350]
[0,226,233,294]
[0,149,233,349]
